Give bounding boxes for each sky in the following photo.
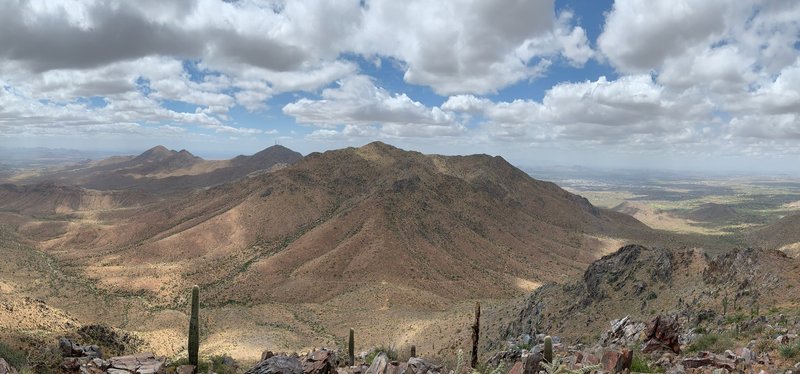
[1,0,799,172]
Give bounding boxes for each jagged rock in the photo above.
[61,357,85,371]
[681,352,734,371]
[246,355,304,374]
[405,357,441,374]
[59,337,103,358]
[486,350,521,368]
[303,349,337,374]
[642,315,681,354]
[601,316,646,348]
[78,324,145,357]
[601,349,632,373]
[0,358,18,374]
[522,351,542,374]
[682,356,714,369]
[365,353,388,374]
[107,352,164,373]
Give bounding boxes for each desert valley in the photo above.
[1,143,800,373]
[2,0,800,373]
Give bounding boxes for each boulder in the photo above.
[405,357,441,374]
[263,351,276,361]
[0,358,17,374]
[642,315,681,354]
[682,356,714,369]
[366,354,388,374]
[246,355,304,374]
[600,349,632,373]
[303,349,337,374]
[59,337,103,358]
[107,352,164,373]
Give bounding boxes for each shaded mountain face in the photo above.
[0,183,153,216]
[746,213,800,256]
[683,203,739,222]
[9,145,303,192]
[41,142,653,306]
[495,244,799,348]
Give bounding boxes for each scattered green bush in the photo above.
[779,341,800,359]
[631,354,664,373]
[0,341,28,370]
[686,333,735,353]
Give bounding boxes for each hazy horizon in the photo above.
[1,1,799,173]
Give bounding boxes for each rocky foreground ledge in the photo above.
[4,313,800,373]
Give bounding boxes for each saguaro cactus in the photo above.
[189,285,200,367]
[471,301,481,369]
[348,328,355,366]
[543,335,553,363]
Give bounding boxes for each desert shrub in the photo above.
[366,345,398,364]
[630,354,664,373]
[687,333,735,353]
[756,338,777,353]
[0,341,27,370]
[779,341,800,359]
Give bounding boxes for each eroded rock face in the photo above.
[601,349,633,374]
[642,315,681,354]
[303,349,337,374]
[246,355,304,374]
[59,337,103,358]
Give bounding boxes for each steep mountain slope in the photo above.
[43,142,653,305]
[746,213,800,256]
[683,203,739,222]
[9,145,303,192]
[0,183,153,216]
[493,244,800,348]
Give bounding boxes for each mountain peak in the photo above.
[136,145,174,161]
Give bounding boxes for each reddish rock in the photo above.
[601,349,632,373]
[642,315,681,354]
[508,361,523,374]
[303,349,337,374]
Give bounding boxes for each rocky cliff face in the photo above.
[497,245,800,346]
